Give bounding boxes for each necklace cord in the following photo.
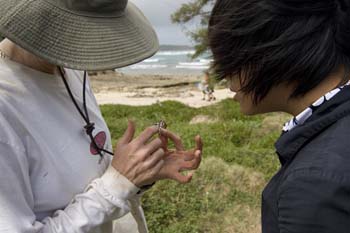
[0,52,114,158]
[58,67,114,160]
[83,72,90,123]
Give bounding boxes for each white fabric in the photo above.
[0,58,148,233]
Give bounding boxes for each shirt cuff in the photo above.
[93,165,140,207]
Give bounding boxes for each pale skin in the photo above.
[0,39,203,187]
[113,121,202,187]
[0,39,57,74]
[227,67,347,116]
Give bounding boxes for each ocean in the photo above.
[117,46,211,75]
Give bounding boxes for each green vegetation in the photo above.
[101,100,289,233]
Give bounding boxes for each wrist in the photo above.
[137,182,156,195]
[98,165,140,203]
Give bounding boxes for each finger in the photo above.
[159,134,168,152]
[140,138,163,159]
[165,149,176,156]
[117,120,135,146]
[194,149,202,168]
[171,172,193,184]
[135,126,159,145]
[191,149,202,163]
[144,148,165,169]
[173,150,196,161]
[180,136,202,161]
[179,150,202,171]
[195,135,203,151]
[148,158,164,180]
[160,129,184,151]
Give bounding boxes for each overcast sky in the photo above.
[130,0,198,45]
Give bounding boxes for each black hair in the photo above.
[208,0,350,103]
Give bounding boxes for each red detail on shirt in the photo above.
[90,131,107,155]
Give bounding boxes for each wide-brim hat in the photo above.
[0,0,159,71]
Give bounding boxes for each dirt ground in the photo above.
[90,71,234,108]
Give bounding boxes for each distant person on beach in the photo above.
[209,0,350,232]
[0,0,202,232]
[199,70,216,101]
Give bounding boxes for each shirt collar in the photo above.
[283,81,350,133]
[275,85,350,165]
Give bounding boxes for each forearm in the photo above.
[1,165,140,233]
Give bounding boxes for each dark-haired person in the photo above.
[209,0,350,232]
[0,0,202,232]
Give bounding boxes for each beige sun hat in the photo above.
[0,0,159,71]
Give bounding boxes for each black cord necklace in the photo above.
[58,67,114,163]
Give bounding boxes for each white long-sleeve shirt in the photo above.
[0,58,148,233]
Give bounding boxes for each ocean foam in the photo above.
[130,64,168,70]
[178,62,209,66]
[143,58,160,63]
[157,50,195,56]
[175,65,210,70]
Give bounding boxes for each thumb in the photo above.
[118,120,135,146]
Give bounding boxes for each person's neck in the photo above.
[0,39,57,75]
[285,67,347,116]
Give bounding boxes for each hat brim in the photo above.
[0,0,159,71]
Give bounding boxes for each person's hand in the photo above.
[158,129,203,183]
[111,121,165,187]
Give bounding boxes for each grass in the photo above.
[100,99,290,233]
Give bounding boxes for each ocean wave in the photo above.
[157,50,195,56]
[175,65,210,70]
[178,61,209,66]
[199,59,213,64]
[143,58,160,63]
[177,59,211,70]
[130,64,168,70]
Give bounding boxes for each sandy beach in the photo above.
[90,71,234,108]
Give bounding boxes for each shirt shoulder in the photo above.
[285,114,350,176]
